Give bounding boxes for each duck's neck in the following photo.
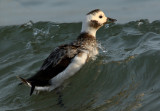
[81,22,97,37]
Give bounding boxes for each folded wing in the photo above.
[27,45,80,86]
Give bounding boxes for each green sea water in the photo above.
[1,20,160,111]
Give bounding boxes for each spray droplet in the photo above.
[105,24,110,28]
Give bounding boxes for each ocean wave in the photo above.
[0,20,160,111]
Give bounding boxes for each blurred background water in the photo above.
[0,0,160,26]
[0,0,160,111]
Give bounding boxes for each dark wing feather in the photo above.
[27,45,79,86]
[40,46,67,70]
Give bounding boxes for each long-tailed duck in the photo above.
[17,9,116,96]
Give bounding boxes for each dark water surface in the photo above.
[1,20,160,111]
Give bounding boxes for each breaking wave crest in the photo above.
[0,19,160,111]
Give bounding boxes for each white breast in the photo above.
[88,47,98,59]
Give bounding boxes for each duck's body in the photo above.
[18,9,116,95]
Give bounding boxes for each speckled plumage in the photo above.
[17,9,116,95]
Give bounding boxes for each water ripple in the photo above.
[1,20,160,111]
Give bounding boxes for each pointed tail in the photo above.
[17,76,35,96]
[17,76,31,86]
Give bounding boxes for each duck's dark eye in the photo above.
[99,15,103,19]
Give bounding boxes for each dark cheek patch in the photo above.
[89,20,102,29]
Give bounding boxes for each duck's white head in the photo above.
[81,9,116,37]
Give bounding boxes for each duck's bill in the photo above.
[106,17,117,24]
